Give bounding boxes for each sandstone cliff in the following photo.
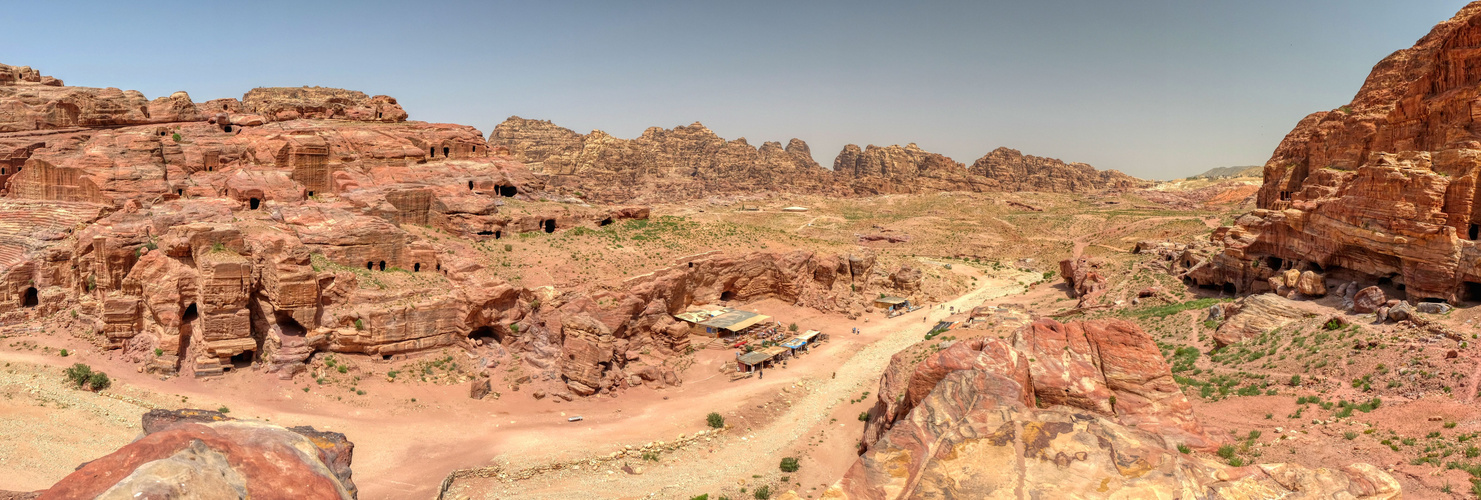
[491,116,1146,201]
[0,63,933,396]
[1185,1,1481,303]
[489,117,841,203]
[970,146,1145,192]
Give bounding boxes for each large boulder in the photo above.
[1296,270,1326,297]
[1354,286,1387,314]
[37,409,356,500]
[1214,294,1306,347]
[862,319,1216,453]
[834,370,1399,500]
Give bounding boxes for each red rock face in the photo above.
[1188,3,1481,303]
[841,319,1397,499]
[838,369,1398,500]
[38,409,356,500]
[861,319,1216,453]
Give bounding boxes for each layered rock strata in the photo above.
[37,409,356,500]
[835,319,1399,499]
[1186,2,1481,304]
[489,116,1147,201]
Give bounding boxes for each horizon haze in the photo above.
[2,0,1468,179]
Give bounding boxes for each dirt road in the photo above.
[453,267,1033,499]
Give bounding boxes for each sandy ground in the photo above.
[0,264,1033,499]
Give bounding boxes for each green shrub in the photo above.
[154,348,164,357]
[779,457,799,472]
[172,132,182,142]
[504,244,513,252]
[58,349,69,357]
[88,372,110,391]
[354,318,365,330]
[753,486,770,499]
[707,412,725,429]
[1216,444,1235,459]
[1177,444,1191,454]
[218,406,230,414]
[858,411,870,422]
[1344,432,1358,440]
[64,363,92,388]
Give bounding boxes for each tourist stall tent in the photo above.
[674,309,725,336]
[761,345,789,363]
[874,296,911,312]
[737,351,772,372]
[696,308,772,338]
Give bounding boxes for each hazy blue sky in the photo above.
[4,1,1469,179]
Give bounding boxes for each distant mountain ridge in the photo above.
[1189,165,1261,179]
[489,116,1149,202]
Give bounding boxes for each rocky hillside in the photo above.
[1186,1,1481,303]
[0,63,937,400]
[811,319,1398,499]
[490,116,1147,201]
[489,117,842,203]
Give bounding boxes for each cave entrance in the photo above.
[248,198,261,210]
[1464,282,1481,303]
[469,326,501,347]
[223,125,233,133]
[228,350,253,370]
[494,230,502,239]
[443,147,450,157]
[599,218,614,227]
[275,311,305,337]
[497,185,517,197]
[306,190,315,197]
[378,261,386,271]
[430,147,435,157]
[176,189,183,196]
[21,287,38,308]
[720,290,736,301]
[468,181,475,190]
[1222,283,1236,294]
[179,303,198,363]
[542,219,556,233]
[366,261,374,270]
[1471,224,1479,240]
[413,263,421,272]
[1265,256,1284,270]
[1419,297,1447,303]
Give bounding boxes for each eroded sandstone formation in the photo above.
[490,117,841,203]
[36,409,356,500]
[836,319,1398,499]
[1185,2,1481,304]
[970,146,1144,192]
[860,318,1217,452]
[489,116,1146,202]
[0,65,894,396]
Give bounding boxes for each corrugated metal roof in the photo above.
[738,351,772,365]
[701,309,771,331]
[875,296,909,305]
